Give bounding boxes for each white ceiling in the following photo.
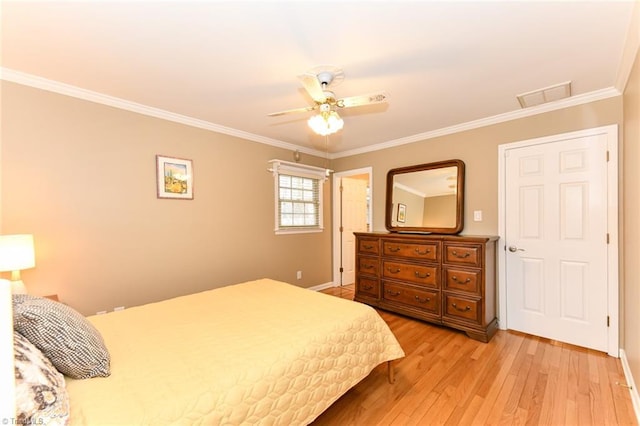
[1,1,636,157]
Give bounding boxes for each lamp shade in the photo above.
[0,234,36,272]
[308,111,344,136]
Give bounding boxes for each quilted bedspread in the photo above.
[65,279,405,425]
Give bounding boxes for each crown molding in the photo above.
[1,67,621,160]
[333,87,621,159]
[0,67,328,158]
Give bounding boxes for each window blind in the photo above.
[268,159,329,234]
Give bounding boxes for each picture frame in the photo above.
[156,155,194,199]
[397,203,406,223]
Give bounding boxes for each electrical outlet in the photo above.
[114,306,125,311]
[473,210,483,221]
[96,310,107,315]
[296,271,302,280]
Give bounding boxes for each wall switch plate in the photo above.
[296,271,302,280]
[473,210,483,221]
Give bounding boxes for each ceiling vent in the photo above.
[517,81,572,108]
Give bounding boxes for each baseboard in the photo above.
[308,281,336,292]
[620,349,640,423]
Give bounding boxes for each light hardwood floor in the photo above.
[313,284,637,426]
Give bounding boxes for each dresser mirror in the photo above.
[385,159,465,234]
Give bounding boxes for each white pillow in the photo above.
[14,331,70,425]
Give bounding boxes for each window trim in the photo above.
[268,159,330,235]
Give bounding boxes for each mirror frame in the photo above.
[385,159,465,234]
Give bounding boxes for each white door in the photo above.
[504,132,610,352]
[340,177,369,285]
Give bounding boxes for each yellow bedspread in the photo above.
[65,279,404,425]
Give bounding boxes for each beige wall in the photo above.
[623,46,640,393]
[0,82,332,315]
[423,194,457,228]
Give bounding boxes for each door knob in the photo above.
[508,245,525,252]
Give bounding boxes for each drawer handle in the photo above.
[388,246,401,252]
[451,250,471,258]
[387,267,401,274]
[386,290,401,297]
[363,244,374,250]
[363,264,375,269]
[452,303,471,312]
[414,271,431,279]
[414,248,431,255]
[451,276,471,283]
[364,284,374,290]
[414,295,431,303]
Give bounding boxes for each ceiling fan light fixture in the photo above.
[269,67,387,135]
[308,111,343,136]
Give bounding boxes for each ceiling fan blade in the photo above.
[337,91,389,108]
[297,73,326,103]
[267,105,317,117]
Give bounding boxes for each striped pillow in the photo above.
[13,294,111,379]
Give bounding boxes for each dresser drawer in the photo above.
[382,240,440,262]
[443,268,481,295]
[443,244,481,267]
[443,294,481,324]
[356,277,380,299]
[382,261,439,288]
[357,256,379,276]
[383,282,440,314]
[358,238,380,255]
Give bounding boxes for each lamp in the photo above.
[307,104,344,136]
[0,234,35,294]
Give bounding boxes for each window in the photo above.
[269,160,328,234]
[278,174,319,227]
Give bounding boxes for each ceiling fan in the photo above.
[268,67,388,135]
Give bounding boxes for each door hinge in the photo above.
[339,226,344,232]
[607,316,610,327]
[606,150,610,162]
[339,267,344,273]
[607,233,610,244]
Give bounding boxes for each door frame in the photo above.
[497,125,619,356]
[332,167,373,287]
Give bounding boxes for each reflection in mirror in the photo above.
[386,160,465,234]
[392,166,458,227]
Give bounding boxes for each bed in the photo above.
[15,279,404,425]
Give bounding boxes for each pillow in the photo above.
[13,294,111,379]
[14,331,70,425]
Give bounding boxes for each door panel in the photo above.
[522,258,544,313]
[341,177,368,285]
[560,260,588,321]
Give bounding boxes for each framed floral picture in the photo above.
[397,203,406,223]
[156,155,193,199]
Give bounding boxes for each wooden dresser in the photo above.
[354,232,499,342]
